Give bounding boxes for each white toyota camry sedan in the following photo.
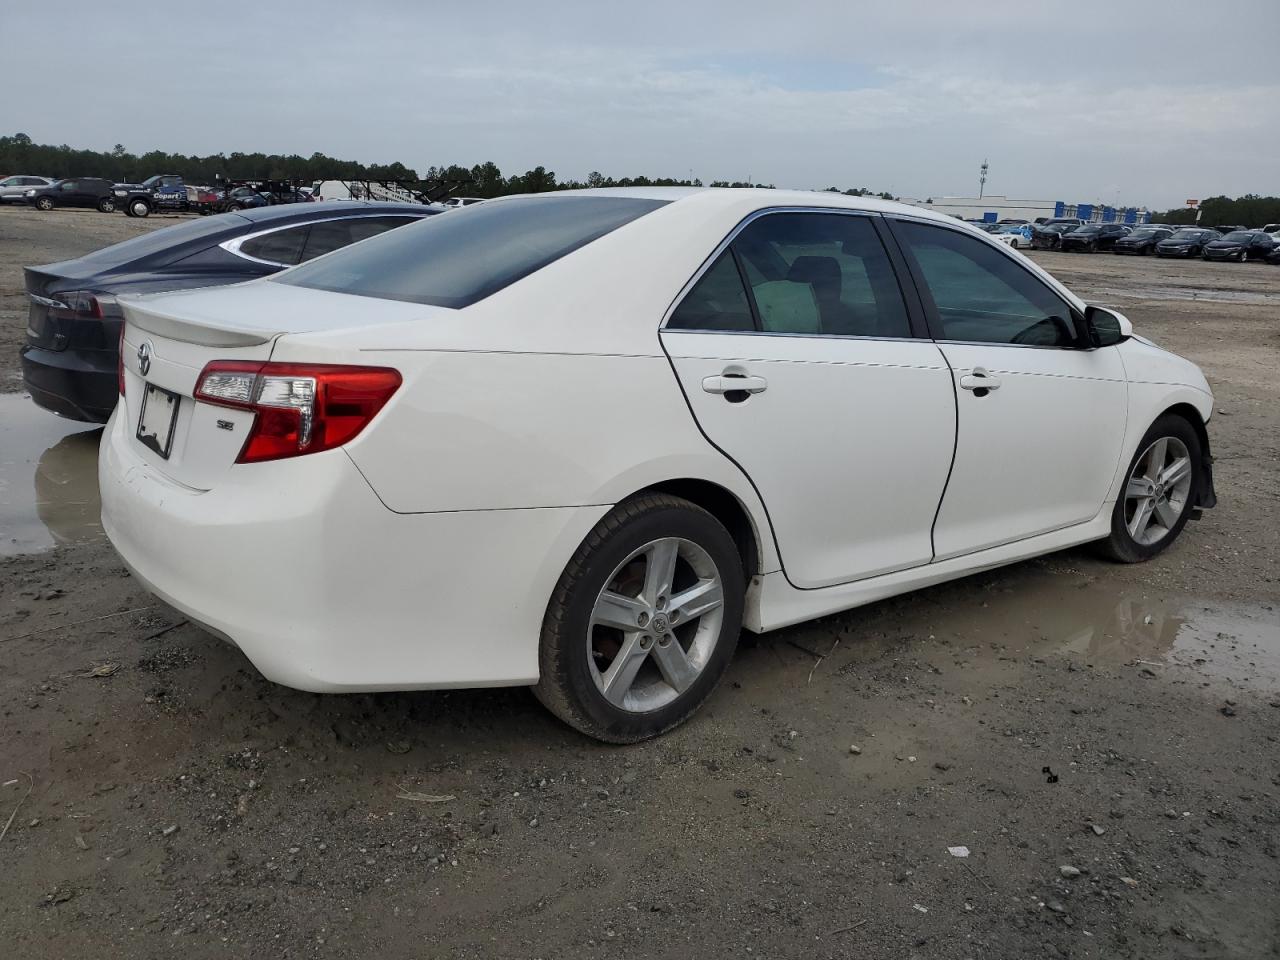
[100,188,1217,742]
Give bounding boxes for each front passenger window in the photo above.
[895,221,1078,347]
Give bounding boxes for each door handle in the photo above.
[702,373,768,397]
[959,367,1001,396]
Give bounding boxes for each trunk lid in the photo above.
[24,266,75,351]
[118,281,428,490]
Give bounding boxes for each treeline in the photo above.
[1149,195,1280,228]
[0,132,416,185]
[1,132,896,199]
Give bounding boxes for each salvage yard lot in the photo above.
[1,206,1278,959]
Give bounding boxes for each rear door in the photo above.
[660,210,956,589]
[887,217,1127,559]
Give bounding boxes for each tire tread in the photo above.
[533,493,739,743]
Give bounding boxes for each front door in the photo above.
[888,218,1128,560]
[661,211,956,589]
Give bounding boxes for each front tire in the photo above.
[129,199,150,218]
[533,493,745,743]
[1098,415,1202,563]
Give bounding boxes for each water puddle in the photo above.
[0,392,105,556]
[938,574,1280,694]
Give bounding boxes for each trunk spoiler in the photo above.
[122,298,282,348]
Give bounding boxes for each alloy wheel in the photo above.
[1124,436,1193,546]
[587,537,725,713]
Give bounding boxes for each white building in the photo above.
[908,195,1059,222]
[903,194,1150,225]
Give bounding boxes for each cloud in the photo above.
[1,0,1276,208]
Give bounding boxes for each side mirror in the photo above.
[1084,305,1132,348]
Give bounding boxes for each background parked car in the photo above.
[1031,222,1078,250]
[1112,226,1174,255]
[1060,223,1130,253]
[0,174,52,202]
[20,201,436,423]
[992,223,1034,248]
[112,174,218,217]
[218,184,312,212]
[25,177,118,212]
[1202,230,1276,262]
[1155,227,1220,258]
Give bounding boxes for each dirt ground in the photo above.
[1,206,1278,959]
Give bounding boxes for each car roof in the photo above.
[489,186,958,227]
[235,200,437,223]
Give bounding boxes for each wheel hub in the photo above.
[586,537,726,713]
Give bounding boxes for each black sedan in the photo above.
[20,201,437,422]
[1059,223,1130,253]
[1111,226,1174,255]
[1030,223,1078,250]
[1202,230,1276,263]
[1155,228,1220,258]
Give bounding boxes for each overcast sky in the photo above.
[4,0,1276,209]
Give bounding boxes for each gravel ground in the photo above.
[1,208,1278,959]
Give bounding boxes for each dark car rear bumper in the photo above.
[20,345,118,423]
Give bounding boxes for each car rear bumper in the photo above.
[99,409,606,692]
[20,345,118,422]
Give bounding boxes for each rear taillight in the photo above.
[64,291,120,320]
[194,361,401,463]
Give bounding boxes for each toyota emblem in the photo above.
[137,340,152,376]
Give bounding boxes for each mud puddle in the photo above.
[939,573,1280,694]
[0,392,104,556]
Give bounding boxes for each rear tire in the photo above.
[533,493,745,743]
[1097,414,1202,563]
[97,197,116,213]
[34,196,54,211]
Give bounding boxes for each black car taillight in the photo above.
[60,291,122,321]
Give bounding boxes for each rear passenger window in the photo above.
[895,221,1078,347]
[300,216,417,262]
[668,212,912,337]
[238,226,309,266]
[667,252,755,332]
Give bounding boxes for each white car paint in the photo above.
[100,187,1213,697]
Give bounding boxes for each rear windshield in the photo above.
[1222,231,1254,242]
[274,195,669,308]
[74,213,245,268]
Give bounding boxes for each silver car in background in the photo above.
[0,175,53,202]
